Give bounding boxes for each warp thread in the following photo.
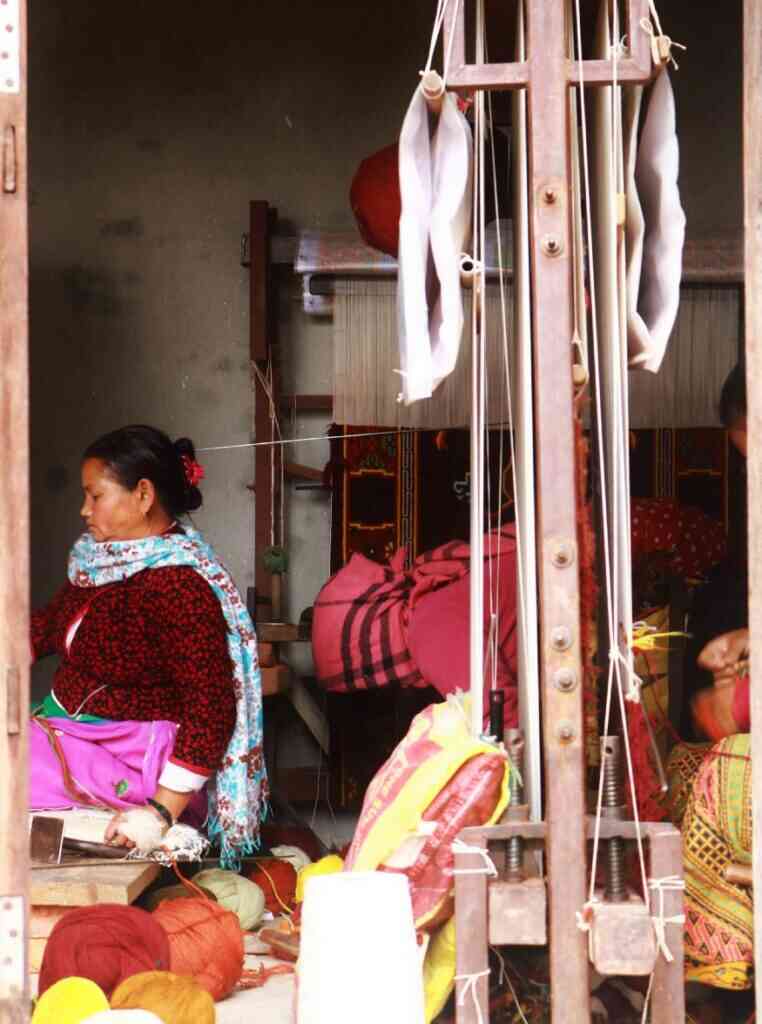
[111,970,215,1024]
[32,977,109,1024]
[38,906,171,999]
[151,898,244,1000]
[192,867,266,930]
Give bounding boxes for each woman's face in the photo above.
[80,458,153,542]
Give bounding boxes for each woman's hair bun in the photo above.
[173,437,203,513]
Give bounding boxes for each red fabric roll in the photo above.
[38,904,171,998]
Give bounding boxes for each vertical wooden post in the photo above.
[648,827,686,1023]
[525,1,590,1019]
[0,0,29,1018]
[743,0,762,1008]
[250,200,275,622]
[454,831,490,1024]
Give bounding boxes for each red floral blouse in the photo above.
[31,566,237,776]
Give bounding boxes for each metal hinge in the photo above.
[0,0,20,96]
[0,897,25,998]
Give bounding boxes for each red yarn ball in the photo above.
[349,143,401,257]
[152,897,243,1001]
[38,904,170,998]
[247,859,297,913]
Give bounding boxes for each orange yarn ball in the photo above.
[151,898,243,1001]
[247,859,297,913]
[111,970,215,1023]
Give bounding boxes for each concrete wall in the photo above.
[29,0,742,698]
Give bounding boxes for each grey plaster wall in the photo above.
[28,0,432,695]
[29,0,742,701]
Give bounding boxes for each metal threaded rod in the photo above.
[600,735,627,903]
[506,729,525,882]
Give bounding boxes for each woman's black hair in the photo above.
[719,363,746,428]
[83,425,203,518]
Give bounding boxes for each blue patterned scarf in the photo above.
[68,525,267,867]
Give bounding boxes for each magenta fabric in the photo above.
[408,567,518,729]
[30,717,178,812]
[313,528,518,727]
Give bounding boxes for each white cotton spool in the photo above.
[296,872,425,1024]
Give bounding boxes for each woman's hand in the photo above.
[104,804,169,848]
[697,628,749,680]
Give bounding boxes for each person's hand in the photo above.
[697,628,749,680]
[104,804,169,849]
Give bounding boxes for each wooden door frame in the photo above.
[0,0,30,1016]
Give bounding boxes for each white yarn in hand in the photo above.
[118,807,167,854]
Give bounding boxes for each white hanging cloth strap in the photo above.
[451,838,498,877]
[648,875,686,963]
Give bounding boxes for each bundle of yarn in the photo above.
[192,867,265,930]
[118,808,166,855]
[111,970,215,1024]
[270,844,312,872]
[142,883,217,913]
[31,977,109,1024]
[83,1013,163,1023]
[247,858,297,913]
[152,897,244,1000]
[38,905,171,998]
[295,854,344,903]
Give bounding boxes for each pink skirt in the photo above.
[29,717,208,826]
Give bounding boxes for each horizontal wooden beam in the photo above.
[447,55,654,93]
[447,61,529,91]
[567,56,653,86]
[278,393,333,412]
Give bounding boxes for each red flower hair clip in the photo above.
[181,455,206,488]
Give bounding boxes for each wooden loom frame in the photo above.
[443,2,683,1021]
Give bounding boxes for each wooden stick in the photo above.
[0,0,29,1011]
[744,1,762,1011]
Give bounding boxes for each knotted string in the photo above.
[454,969,490,1024]
[450,838,498,878]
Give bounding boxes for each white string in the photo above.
[491,947,530,1024]
[421,0,461,82]
[640,972,655,1024]
[454,969,490,1024]
[648,875,685,963]
[451,838,498,877]
[423,0,450,74]
[198,429,398,453]
[573,0,650,911]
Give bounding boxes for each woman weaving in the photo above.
[29,425,266,866]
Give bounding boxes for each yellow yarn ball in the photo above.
[192,868,266,930]
[295,854,344,903]
[111,970,215,1024]
[32,976,109,1024]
